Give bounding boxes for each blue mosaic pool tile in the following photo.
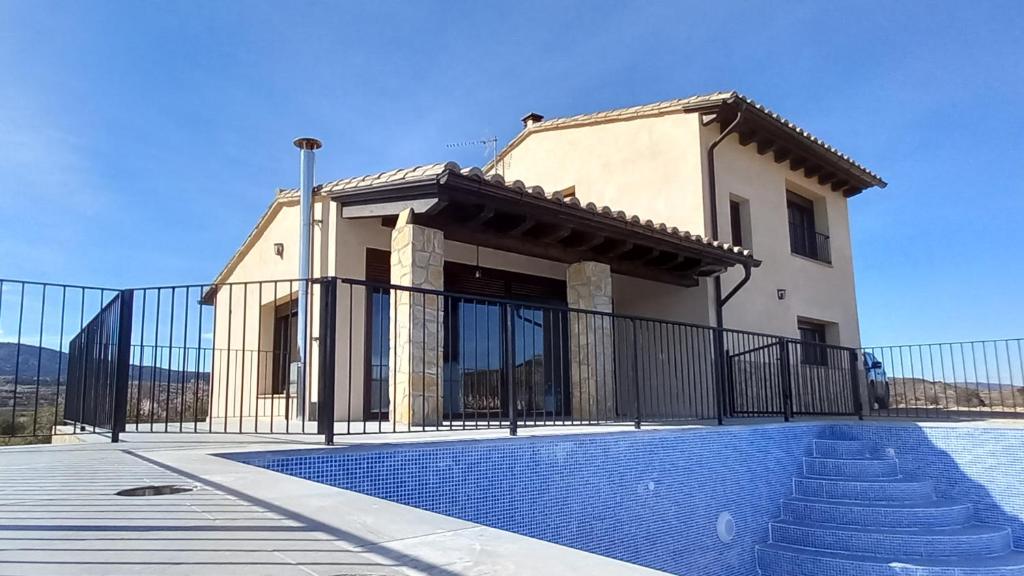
[235,424,823,575]
[829,423,1024,550]
[230,422,1024,576]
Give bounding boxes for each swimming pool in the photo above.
[230,422,1024,575]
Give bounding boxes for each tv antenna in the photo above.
[445,136,499,175]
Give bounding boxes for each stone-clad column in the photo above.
[567,261,615,421]
[389,209,445,427]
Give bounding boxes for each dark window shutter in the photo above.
[365,248,391,283]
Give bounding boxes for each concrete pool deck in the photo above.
[0,425,676,576]
[3,418,1024,575]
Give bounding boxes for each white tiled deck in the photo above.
[0,425,672,576]
[6,418,1024,575]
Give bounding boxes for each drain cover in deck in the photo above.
[115,484,195,497]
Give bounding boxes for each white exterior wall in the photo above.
[498,113,714,327]
[209,197,334,420]
[499,114,708,235]
[707,127,861,347]
[496,113,862,346]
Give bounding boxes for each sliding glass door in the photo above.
[363,249,570,421]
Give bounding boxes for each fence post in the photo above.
[506,304,518,437]
[714,329,726,425]
[632,318,641,429]
[779,339,792,422]
[317,279,337,445]
[849,349,864,420]
[110,291,134,443]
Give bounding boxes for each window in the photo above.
[271,300,298,394]
[787,191,831,264]
[729,199,744,247]
[798,320,828,366]
[365,248,391,417]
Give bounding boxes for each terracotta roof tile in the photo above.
[490,91,884,187]
[219,159,756,285]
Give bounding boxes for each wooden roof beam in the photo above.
[537,223,573,243]
[803,164,824,179]
[620,245,656,262]
[773,147,792,164]
[756,138,775,155]
[467,205,495,227]
[645,251,684,269]
[506,216,536,236]
[559,230,603,251]
[830,178,851,192]
[599,239,634,258]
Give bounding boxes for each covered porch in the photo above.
[322,163,760,428]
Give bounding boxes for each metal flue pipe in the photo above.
[293,137,321,422]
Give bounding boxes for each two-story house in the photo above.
[204,91,884,429]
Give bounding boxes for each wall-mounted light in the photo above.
[274,243,285,258]
[777,288,787,301]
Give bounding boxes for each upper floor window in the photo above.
[729,195,751,249]
[729,200,744,247]
[787,191,831,264]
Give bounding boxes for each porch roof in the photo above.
[321,161,759,287]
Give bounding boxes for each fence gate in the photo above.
[726,338,862,420]
[64,291,133,441]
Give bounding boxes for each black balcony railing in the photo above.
[789,221,832,264]
[5,274,1021,446]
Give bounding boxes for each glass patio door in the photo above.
[363,250,570,422]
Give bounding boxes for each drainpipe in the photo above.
[293,137,322,422]
[705,103,745,425]
[707,102,747,328]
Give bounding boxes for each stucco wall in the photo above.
[209,198,334,421]
[612,275,711,326]
[707,127,862,347]
[498,113,708,235]
[497,113,862,347]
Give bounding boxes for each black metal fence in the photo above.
[64,291,133,439]
[726,338,859,419]
[10,275,1021,446]
[861,340,1024,418]
[0,279,126,444]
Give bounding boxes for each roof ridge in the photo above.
[532,90,737,127]
[488,91,884,187]
[277,161,456,198]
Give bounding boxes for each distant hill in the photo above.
[0,342,208,385]
[891,376,1024,411]
[0,343,67,380]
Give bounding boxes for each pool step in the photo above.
[803,456,898,479]
[769,519,1012,558]
[782,496,974,528]
[757,543,1024,575]
[757,437,1022,575]
[793,475,934,502]
[812,439,875,459]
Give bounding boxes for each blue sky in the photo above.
[1,0,1022,346]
